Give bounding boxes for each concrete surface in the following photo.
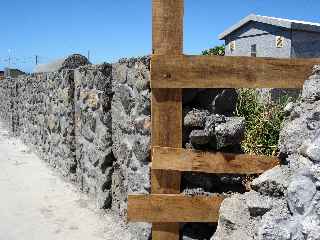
[0,121,132,240]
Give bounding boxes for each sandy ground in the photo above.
[0,121,132,240]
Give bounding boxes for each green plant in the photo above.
[202,45,225,56]
[236,89,289,156]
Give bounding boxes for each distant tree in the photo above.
[202,45,225,56]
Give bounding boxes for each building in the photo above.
[0,71,4,80]
[219,14,320,58]
[4,68,26,78]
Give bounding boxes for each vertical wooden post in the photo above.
[152,0,184,55]
[152,0,184,239]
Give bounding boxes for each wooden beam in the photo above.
[151,89,182,239]
[152,0,184,239]
[128,194,224,223]
[152,147,280,174]
[151,55,320,89]
[151,91,182,239]
[151,90,183,157]
[152,0,184,55]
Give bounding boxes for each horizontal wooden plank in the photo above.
[151,55,320,89]
[152,147,279,174]
[128,194,224,223]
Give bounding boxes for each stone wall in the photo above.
[111,57,152,239]
[74,64,114,209]
[0,55,257,240]
[212,66,320,240]
[8,71,77,177]
[0,56,154,240]
[0,77,13,124]
[0,60,115,205]
[111,57,151,216]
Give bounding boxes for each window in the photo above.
[276,36,284,48]
[251,44,257,57]
[230,41,236,52]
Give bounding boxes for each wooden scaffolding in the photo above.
[128,0,319,239]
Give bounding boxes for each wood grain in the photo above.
[128,194,224,223]
[151,89,182,239]
[151,0,184,238]
[151,55,320,89]
[152,224,180,240]
[152,147,280,174]
[151,90,183,152]
[152,0,184,55]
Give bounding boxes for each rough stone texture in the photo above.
[184,109,209,128]
[61,54,91,71]
[245,191,273,217]
[34,54,91,73]
[183,109,245,151]
[212,194,254,240]
[256,88,301,105]
[0,56,152,240]
[215,117,245,150]
[1,71,77,177]
[0,54,260,240]
[251,165,291,197]
[302,133,320,162]
[74,64,114,209]
[111,56,152,240]
[182,223,217,240]
[302,66,320,102]
[212,66,320,240]
[278,100,320,157]
[43,71,77,176]
[178,88,247,239]
[184,89,238,115]
[111,57,151,215]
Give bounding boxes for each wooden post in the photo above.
[127,0,318,234]
[152,0,184,239]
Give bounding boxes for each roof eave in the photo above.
[219,14,256,40]
[219,14,320,41]
[291,23,320,33]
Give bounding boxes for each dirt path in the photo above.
[0,121,132,240]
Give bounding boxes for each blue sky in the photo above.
[1,0,320,72]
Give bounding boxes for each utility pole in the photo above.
[8,49,11,68]
[7,49,12,78]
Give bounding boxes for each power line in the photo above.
[0,52,93,71]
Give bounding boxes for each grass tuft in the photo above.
[236,89,290,156]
